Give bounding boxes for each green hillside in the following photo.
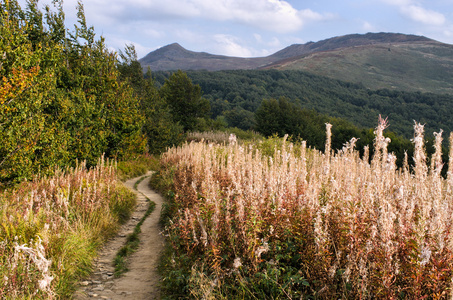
[266,42,453,94]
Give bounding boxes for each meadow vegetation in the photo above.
[0,158,137,298]
[186,129,262,144]
[154,118,453,299]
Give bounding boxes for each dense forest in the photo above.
[153,69,453,140]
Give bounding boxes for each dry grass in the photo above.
[0,157,136,299]
[157,118,453,299]
[186,130,262,144]
[186,131,232,144]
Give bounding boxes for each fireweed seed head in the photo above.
[233,257,242,269]
[38,274,54,291]
[419,246,431,266]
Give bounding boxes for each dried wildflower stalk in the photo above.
[160,119,453,299]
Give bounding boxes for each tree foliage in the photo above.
[159,70,211,132]
[0,0,146,184]
[117,48,185,154]
[253,97,448,171]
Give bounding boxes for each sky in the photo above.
[18,0,453,59]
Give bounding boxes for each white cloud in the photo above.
[254,34,263,44]
[444,29,453,37]
[143,28,165,39]
[213,34,253,57]
[381,0,412,6]
[64,0,331,33]
[362,21,376,31]
[380,0,446,26]
[254,34,281,47]
[268,37,282,47]
[174,29,208,46]
[298,8,330,23]
[401,5,446,26]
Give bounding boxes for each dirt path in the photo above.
[73,172,164,299]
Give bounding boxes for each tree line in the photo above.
[153,69,449,170]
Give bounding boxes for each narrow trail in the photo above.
[74,172,164,299]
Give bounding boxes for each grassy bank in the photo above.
[0,156,156,299]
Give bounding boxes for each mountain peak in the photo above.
[141,43,188,60]
[163,42,185,50]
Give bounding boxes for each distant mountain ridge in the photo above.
[139,32,453,94]
[139,32,435,71]
[268,32,433,60]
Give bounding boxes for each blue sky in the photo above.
[18,0,453,58]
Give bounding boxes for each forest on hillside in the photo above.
[153,69,453,140]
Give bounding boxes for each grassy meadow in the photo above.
[154,119,453,299]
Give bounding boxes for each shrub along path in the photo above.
[74,172,164,299]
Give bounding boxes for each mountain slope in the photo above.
[266,40,453,94]
[139,33,453,94]
[267,32,433,60]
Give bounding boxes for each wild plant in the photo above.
[157,118,453,299]
[0,157,136,299]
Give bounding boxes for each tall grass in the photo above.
[156,118,453,299]
[0,157,136,299]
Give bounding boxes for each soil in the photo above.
[73,172,164,299]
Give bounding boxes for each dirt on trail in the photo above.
[73,172,164,300]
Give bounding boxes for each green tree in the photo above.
[141,76,185,153]
[0,0,64,183]
[59,2,146,163]
[223,107,255,130]
[117,47,184,154]
[160,70,210,131]
[254,98,281,136]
